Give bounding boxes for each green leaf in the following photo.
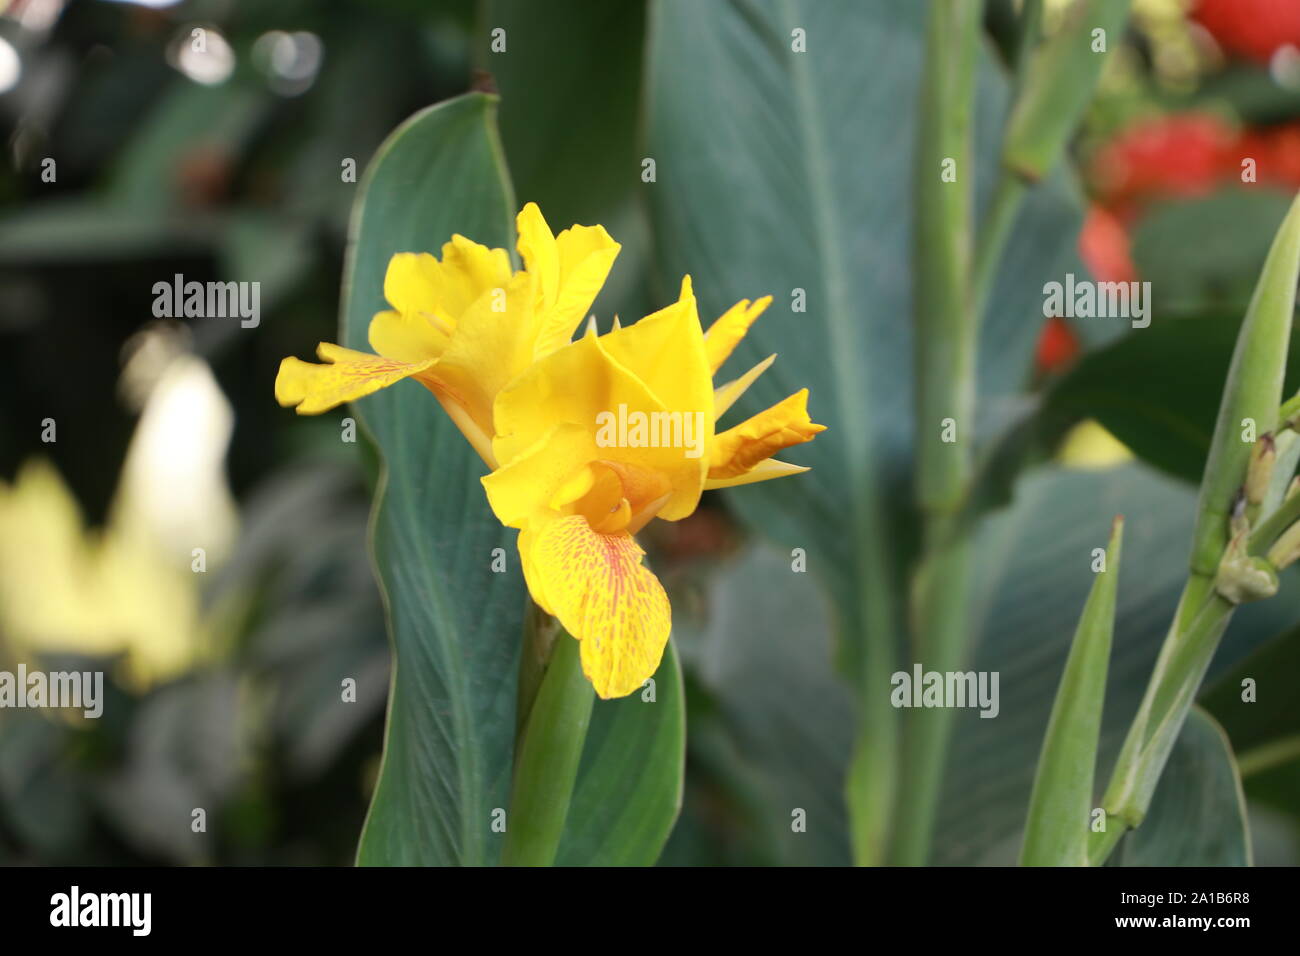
[1187,189,1300,581]
[1131,189,1295,315]
[671,544,854,867]
[480,0,646,229]
[346,94,523,866]
[479,0,657,334]
[1020,516,1122,866]
[557,639,686,866]
[502,630,594,867]
[1202,623,1300,825]
[1113,708,1251,866]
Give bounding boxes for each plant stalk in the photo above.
[501,616,594,866]
[895,0,980,866]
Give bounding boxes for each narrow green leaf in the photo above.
[502,630,594,867]
[1020,516,1123,866]
[1189,190,1300,583]
[557,639,685,866]
[1001,0,1132,182]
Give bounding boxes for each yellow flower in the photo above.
[275,204,825,699]
[274,202,620,467]
[482,275,825,698]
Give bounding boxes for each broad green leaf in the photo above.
[1202,623,1300,827]
[480,0,645,229]
[1020,516,1122,866]
[346,93,684,865]
[671,544,854,867]
[1044,314,1300,487]
[478,0,656,329]
[1131,189,1295,315]
[347,94,523,866]
[1113,708,1251,866]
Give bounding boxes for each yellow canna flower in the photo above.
[275,204,825,700]
[481,275,825,698]
[274,202,620,467]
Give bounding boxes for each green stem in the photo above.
[1088,592,1235,865]
[501,620,594,866]
[893,0,980,867]
[972,171,1028,321]
[892,523,972,865]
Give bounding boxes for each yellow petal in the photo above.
[517,202,560,307]
[713,353,776,420]
[482,423,599,528]
[527,514,670,699]
[274,343,433,415]
[704,295,772,373]
[368,309,450,364]
[491,328,705,520]
[428,271,540,445]
[436,235,513,317]
[532,223,621,359]
[383,252,444,316]
[708,388,826,479]
[599,276,712,424]
[703,457,810,489]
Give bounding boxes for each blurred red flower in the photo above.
[1193,0,1300,63]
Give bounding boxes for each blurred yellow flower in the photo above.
[276,205,825,698]
[0,350,235,688]
[1058,419,1134,470]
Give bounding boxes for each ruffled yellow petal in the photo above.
[526,514,670,699]
[713,353,776,420]
[708,388,825,479]
[437,235,513,316]
[382,243,511,332]
[517,201,559,300]
[275,343,433,415]
[704,295,772,374]
[531,224,621,358]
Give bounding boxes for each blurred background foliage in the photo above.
[1,0,1299,865]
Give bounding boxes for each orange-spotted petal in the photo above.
[275,343,433,415]
[525,514,670,699]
